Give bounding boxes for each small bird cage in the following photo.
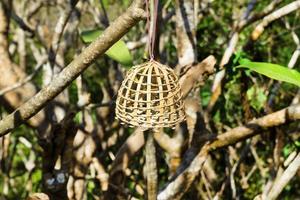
[115,60,185,129]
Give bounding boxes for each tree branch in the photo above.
[145,131,158,200]
[0,0,146,137]
[266,152,300,200]
[158,104,300,199]
[49,0,80,67]
[104,128,145,200]
[252,0,300,40]
[0,57,47,96]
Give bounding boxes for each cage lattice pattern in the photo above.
[115,60,185,128]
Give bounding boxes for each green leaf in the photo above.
[237,59,300,87]
[106,40,133,66]
[81,29,133,67]
[81,29,102,43]
[102,0,109,8]
[246,86,267,112]
[31,169,42,183]
[233,51,247,65]
[283,144,295,158]
[87,180,95,193]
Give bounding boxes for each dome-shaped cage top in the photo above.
[115,60,185,128]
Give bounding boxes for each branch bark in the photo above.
[0,0,45,128]
[0,0,146,137]
[104,128,145,200]
[158,104,300,199]
[252,0,300,40]
[175,0,197,67]
[0,58,46,96]
[266,152,300,200]
[145,131,158,200]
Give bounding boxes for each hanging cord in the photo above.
[145,0,159,60]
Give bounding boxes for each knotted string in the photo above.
[145,0,158,61]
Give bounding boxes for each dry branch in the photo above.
[238,0,283,29]
[26,193,49,200]
[0,0,46,128]
[175,0,196,67]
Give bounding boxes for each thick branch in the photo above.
[179,55,216,98]
[175,0,197,67]
[0,0,145,137]
[158,104,300,199]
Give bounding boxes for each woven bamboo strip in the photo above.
[115,60,185,128]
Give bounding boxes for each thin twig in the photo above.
[11,11,35,36]
[0,58,47,96]
[49,0,80,67]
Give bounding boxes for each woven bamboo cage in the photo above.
[115,60,185,129]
